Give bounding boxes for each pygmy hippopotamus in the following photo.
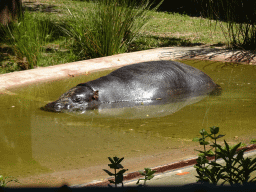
[43,60,221,113]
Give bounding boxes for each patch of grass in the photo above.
[1,11,53,69]
[140,12,227,46]
[198,0,256,50]
[58,0,163,60]
[0,0,234,74]
[0,175,19,187]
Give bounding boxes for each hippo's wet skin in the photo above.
[43,61,221,113]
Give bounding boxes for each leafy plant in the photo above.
[193,126,256,186]
[198,0,256,50]
[4,11,52,69]
[60,0,163,60]
[0,175,19,187]
[136,168,156,187]
[103,156,128,187]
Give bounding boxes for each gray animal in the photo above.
[43,60,221,113]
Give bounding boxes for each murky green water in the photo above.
[1,60,256,183]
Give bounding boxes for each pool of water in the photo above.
[1,60,256,185]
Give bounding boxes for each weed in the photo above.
[0,175,19,187]
[193,126,256,186]
[103,156,128,187]
[59,0,163,60]
[136,168,156,187]
[2,11,53,69]
[199,0,256,50]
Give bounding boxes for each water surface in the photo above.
[1,60,255,185]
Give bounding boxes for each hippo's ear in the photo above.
[92,90,99,101]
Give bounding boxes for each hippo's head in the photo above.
[43,85,99,112]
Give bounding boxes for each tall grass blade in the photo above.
[4,12,52,69]
[60,0,163,60]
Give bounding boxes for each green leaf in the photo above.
[116,157,124,164]
[230,142,242,156]
[108,157,115,164]
[216,134,225,139]
[109,163,124,169]
[147,175,154,180]
[117,169,128,175]
[116,174,124,184]
[113,156,119,162]
[136,179,145,185]
[148,171,156,176]
[139,171,145,176]
[195,150,205,154]
[210,126,219,134]
[200,129,208,136]
[211,134,225,140]
[103,169,114,176]
[193,137,200,142]
[146,168,156,174]
[108,180,115,184]
[199,140,210,145]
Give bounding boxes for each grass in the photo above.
[198,0,256,50]
[59,0,162,59]
[0,0,230,74]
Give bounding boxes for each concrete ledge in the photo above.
[1,46,255,92]
[72,144,256,187]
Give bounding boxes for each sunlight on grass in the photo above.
[58,0,163,60]
[0,0,236,74]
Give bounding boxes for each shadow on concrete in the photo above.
[159,46,256,65]
[23,1,60,13]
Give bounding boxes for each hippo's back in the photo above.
[86,61,217,102]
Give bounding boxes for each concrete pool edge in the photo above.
[72,144,256,187]
[1,45,256,92]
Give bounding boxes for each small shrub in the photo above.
[103,156,128,187]
[198,0,256,50]
[3,12,52,69]
[193,126,256,186]
[136,168,156,187]
[0,175,19,187]
[60,0,163,60]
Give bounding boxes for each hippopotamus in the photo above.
[43,60,221,113]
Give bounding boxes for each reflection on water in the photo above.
[0,60,256,184]
[67,94,209,119]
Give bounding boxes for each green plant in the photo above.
[0,175,19,187]
[60,0,163,60]
[103,156,128,187]
[193,126,256,186]
[250,139,256,144]
[198,0,256,50]
[4,11,52,69]
[136,168,156,186]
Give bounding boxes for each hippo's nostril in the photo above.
[55,103,61,108]
[64,104,71,110]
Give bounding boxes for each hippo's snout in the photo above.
[43,101,70,112]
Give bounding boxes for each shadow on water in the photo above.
[1,60,256,186]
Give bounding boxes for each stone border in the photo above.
[1,46,255,92]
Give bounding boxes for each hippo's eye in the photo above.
[72,96,83,103]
